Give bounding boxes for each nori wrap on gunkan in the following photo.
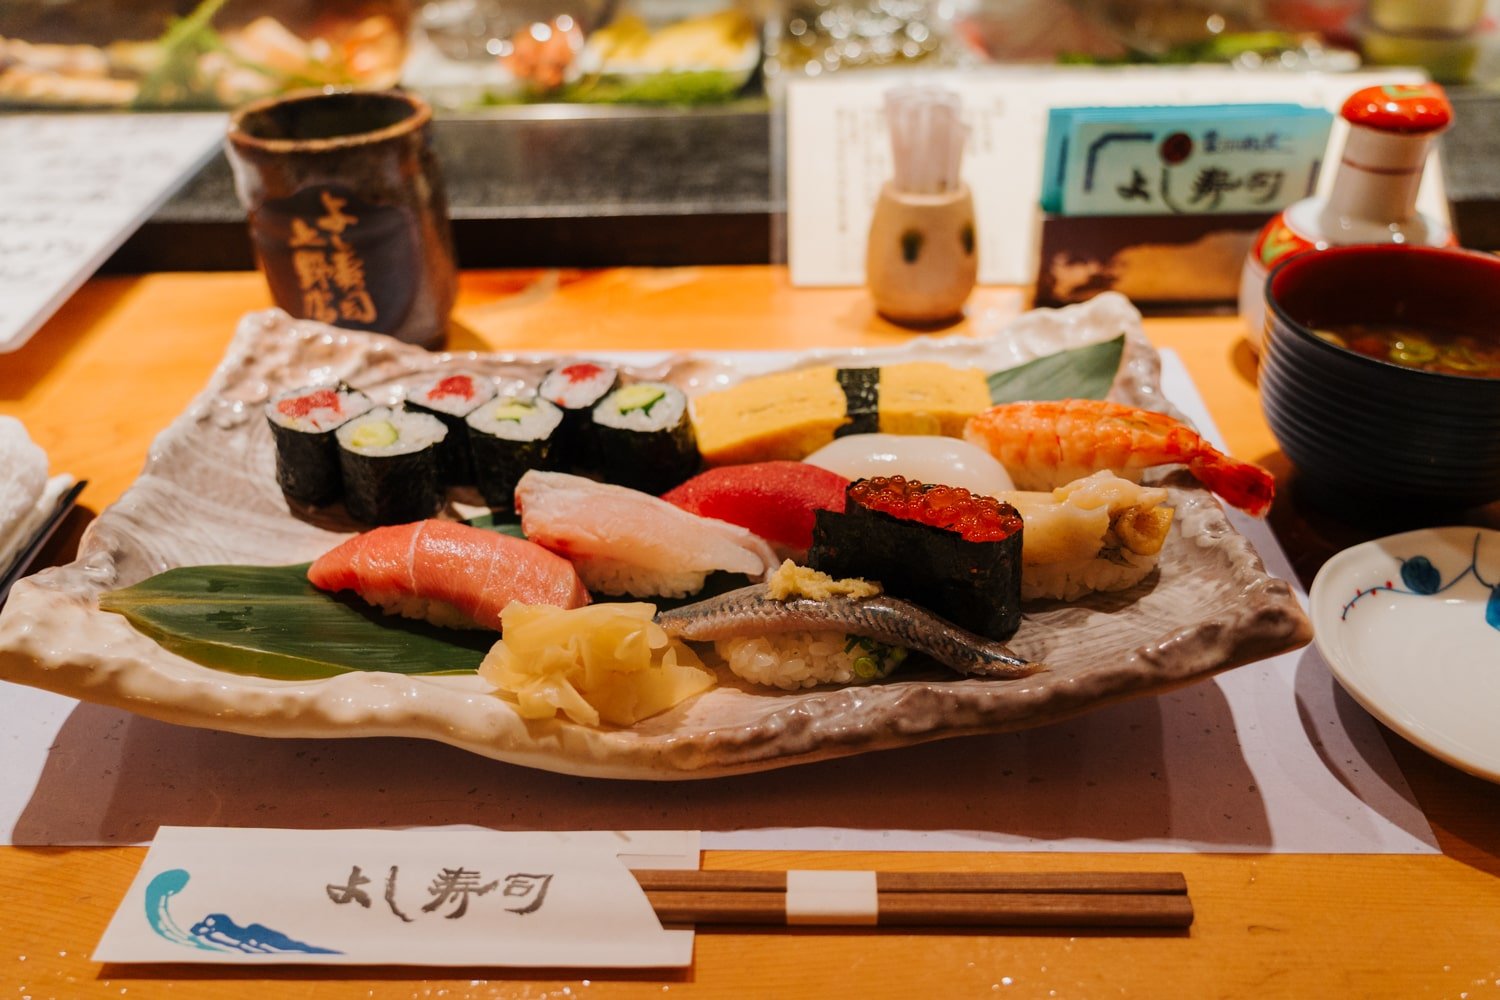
[808,476,1024,641]
[404,372,497,486]
[335,406,448,525]
[265,383,374,506]
[465,395,564,513]
[591,382,700,494]
[539,362,619,466]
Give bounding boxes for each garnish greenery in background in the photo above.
[987,334,1124,404]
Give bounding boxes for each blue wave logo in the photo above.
[145,869,340,955]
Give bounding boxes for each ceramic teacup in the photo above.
[226,89,456,350]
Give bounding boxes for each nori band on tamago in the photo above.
[836,367,880,437]
[808,477,1025,641]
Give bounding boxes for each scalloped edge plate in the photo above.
[0,293,1312,779]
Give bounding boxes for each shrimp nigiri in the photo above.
[963,399,1275,517]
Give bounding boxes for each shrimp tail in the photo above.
[1188,450,1275,517]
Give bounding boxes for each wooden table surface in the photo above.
[2,267,1499,999]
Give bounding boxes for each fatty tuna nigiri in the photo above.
[308,519,589,630]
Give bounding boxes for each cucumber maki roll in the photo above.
[336,406,448,526]
[808,476,1025,641]
[591,382,700,494]
[265,383,373,506]
[466,395,564,513]
[539,362,619,466]
[405,372,497,486]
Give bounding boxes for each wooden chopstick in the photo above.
[632,870,1193,929]
[633,869,1186,895]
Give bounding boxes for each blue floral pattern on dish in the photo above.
[145,869,340,954]
[1342,532,1500,631]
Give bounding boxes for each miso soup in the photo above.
[1312,323,1500,378]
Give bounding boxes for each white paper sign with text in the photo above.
[95,827,698,966]
[0,113,226,353]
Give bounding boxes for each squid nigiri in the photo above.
[308,519,589,630]
[963,399,1275,517]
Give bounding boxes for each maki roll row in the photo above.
[808,475,1025,641]
[266,385,451,527]
[267,365,702,523]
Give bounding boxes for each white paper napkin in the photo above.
[0,416,73,574]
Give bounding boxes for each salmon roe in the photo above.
[848,476,1022,543]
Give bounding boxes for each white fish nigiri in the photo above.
[515,470,780,598]
[803,433,1015,496]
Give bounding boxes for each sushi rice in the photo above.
[716,631,907,690]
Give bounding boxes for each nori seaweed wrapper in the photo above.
[470,434,557,514]
[336,409,447,526]
[269,422,342,506]
[339,449,444,525]
[591,384,701,494]
[541,364,620,469]
[835,367,880,438]
[808,479,1024,640]
[406,401,475,486]
[466,397,564,514]
[594,419,699,494]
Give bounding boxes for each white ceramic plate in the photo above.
[0,293,1312,779]
[1310,526,1500,784]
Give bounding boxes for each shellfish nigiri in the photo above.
[963,399,1275,517]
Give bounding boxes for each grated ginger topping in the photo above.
[766,559,881,601]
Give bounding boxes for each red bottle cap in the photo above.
[1340,83,1452,134]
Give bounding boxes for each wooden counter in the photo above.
[2,268,1498,999]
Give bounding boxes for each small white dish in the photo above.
[1310,526,1500,783]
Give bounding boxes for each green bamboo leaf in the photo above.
[987,334,1125,404]
[99,564,493,681]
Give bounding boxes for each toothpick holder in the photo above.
[866,182,977,328]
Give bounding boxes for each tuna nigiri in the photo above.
[308,519,589,630]
[660,461,848,551]
[515,470,780,598]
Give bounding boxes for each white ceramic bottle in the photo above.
[1238,82,1454,350]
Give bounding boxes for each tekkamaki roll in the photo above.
[405,371,497,486]
[265,383,373,506]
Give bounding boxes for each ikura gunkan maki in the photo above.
[465,395,564,513]
[265,383,374,506]
[808,476,1025,641]
[591,382,700,494]
[404,372,497,486]
[335,406,448,526]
